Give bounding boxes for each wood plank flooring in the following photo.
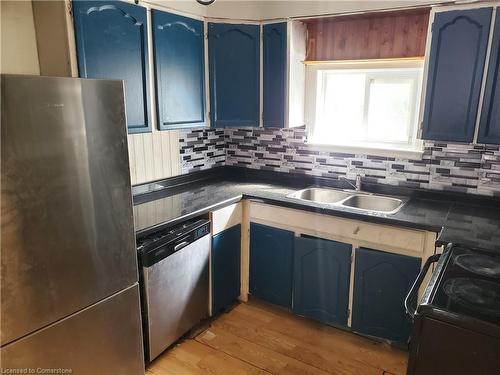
[147,299,408,375]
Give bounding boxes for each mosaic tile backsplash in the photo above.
[179,128,226,172]
[179,127,500,197]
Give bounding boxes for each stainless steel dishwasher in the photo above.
[138,219,210,362]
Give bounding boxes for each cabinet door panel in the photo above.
[263,22,287,128]
[152,10,205,130]
[479,8,500,144]
[293,237,351,326]
[422,8,492,142]
[73,1,151,134]
[250,223,293,308]
[352,248,421,342]
[212,225,241,315]
[208,23,260,128]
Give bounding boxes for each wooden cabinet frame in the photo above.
[210,200,438,327]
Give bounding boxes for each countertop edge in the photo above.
[136,193,445,241]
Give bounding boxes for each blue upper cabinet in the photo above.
[293,236,351,327]
[422,8,492,142]
[263,22,287,128]
[250,223,293,309]
[352,248,421,343]
[208,23,260,128]
[479,8,500,144]
[73,1,151,134]
[152,10,205,130]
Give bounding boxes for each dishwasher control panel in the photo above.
[195,225,209,238]
[138,219,210,267]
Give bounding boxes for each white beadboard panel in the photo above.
[132,134,146,184]
[142,132,155,182]
[170,130,181,176]
[133,193,183,233]
[127,130,181,185]
[152,130,164,179]
[161,130,172,177]
[127,136,137,184]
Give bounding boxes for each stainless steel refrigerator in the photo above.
[1,75,144,374]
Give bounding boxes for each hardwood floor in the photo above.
[147,299,408,375]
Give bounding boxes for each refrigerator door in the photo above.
[1,284,144,374]
[1,75,138,345]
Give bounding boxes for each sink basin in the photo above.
[287,186,405,215]
[287,188,352,204]
[341,194,405,214]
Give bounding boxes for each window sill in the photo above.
[306,142,424,160]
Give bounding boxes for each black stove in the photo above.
[430,247,500,326]
[407,244,500,375]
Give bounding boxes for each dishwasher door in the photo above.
[143,233,210,361]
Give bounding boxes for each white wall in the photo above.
[142,0,208,17]
[151,0,453,20]
[32,0,73,76]
[1,0,40,74]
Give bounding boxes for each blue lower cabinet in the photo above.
[293,236,352,326]
[352,248,421,343]
[211,225,241,315]
[250,223,294,308]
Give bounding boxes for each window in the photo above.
[305,61,424,154]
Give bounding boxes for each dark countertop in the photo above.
[133,167,500,253]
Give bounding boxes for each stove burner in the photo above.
[455,253,500,278]
[443,278,500,317]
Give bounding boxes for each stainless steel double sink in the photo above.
[287,187,405,214]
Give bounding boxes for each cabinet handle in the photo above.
[353,227,360,235]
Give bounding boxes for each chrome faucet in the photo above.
[341,174,362,191]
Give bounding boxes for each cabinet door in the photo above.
[421,8,492,142]
[352,248,421,343]
[479,8,500,144]
[250,223,293,308]
[73,1,151,134]
[293,236,351,326]
[263,22,287,128]
[152,10,205,130]
[208,23,260,128]
[211,225,241,315]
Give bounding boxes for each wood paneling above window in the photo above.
[305,9,430,61]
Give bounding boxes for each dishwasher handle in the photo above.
[173,239,190,252]
[405,253,441,321]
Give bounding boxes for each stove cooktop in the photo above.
[430,246,500,326]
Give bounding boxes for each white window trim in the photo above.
[305,59,425,158]
[307,142,424,160]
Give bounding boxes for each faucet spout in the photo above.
[355,174,362,191]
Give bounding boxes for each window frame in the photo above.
[305,59,425,157]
